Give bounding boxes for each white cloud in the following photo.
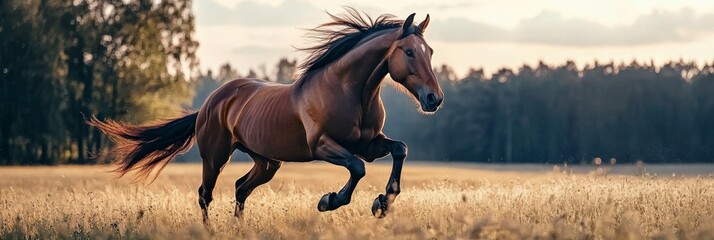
[193,1,714,74]
[232,45,293,56]
[428,8,714,47]
[195,0,320,27]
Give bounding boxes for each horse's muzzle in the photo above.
[420,92,443,112]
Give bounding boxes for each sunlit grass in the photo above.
[1,163,713,239]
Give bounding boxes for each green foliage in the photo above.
[0,0,198,165]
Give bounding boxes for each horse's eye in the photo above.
[405,49,414,57]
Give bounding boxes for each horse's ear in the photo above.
[418,14,430,33]
[400,13,416,38]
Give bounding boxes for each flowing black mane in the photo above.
[296,7,421,81]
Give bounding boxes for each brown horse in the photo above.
[89,8,443,220]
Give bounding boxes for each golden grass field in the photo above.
[1,162,714,239]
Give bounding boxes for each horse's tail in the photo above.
[87,112,198,182]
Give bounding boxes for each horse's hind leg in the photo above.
[233,151,281,217]
[197,132,232,223]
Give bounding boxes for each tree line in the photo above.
[382,60,714,163]
[0,0,198,164]
[191,59,714,164]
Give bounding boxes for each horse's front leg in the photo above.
[362,134,407,218]
[314,135,366,212]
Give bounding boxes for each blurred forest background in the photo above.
[2,0,714,165]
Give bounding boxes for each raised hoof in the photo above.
[317,192,339,212]
[371,194,389,218]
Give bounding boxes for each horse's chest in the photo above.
[350,126,379,143]
[330,110,384,146]
[312,93,385,147]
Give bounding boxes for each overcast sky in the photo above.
[193,0,714,76]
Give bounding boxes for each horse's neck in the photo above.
[361,59,389,107]
[329,32,395,105]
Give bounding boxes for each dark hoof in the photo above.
[201,209,209,223]
[199,198,209,223]
[317,192,339,212]
[234,202,244,218]
[371,194,389,218]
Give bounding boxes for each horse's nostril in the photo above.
[426,93,436,104]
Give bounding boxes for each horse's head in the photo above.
[387,14,443,113]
